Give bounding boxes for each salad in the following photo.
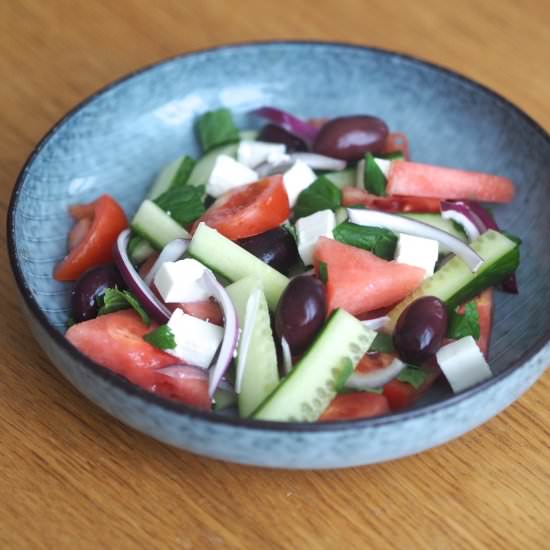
[54,107,520,422]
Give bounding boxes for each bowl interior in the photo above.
[10,42,550,411]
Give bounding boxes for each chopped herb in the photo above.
[396,365,427,389]
[293,176,342,219]
[448,301,480,340]
[143,325,177,350]
[170,156,196,189]
[153,185,205,225]
[98,288,150,326]
[333,357,354,392]
[362,153,387,196]
[319,261,329,283]
[196,108,240,152]
[332,221,397,260]
[368,333,395,353]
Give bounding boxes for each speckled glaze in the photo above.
[8,42,550,469]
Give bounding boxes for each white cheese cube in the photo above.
[207,155,258,198]
[296,209,336,266]
[436,336,492,393]
[283,160,317,207]
[166,308,224,368]
[237,140,286,169]
[374,157,391,177]
[154,258,211,303]
[394,233,439,278]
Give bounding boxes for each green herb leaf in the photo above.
[66,316,75,329]
[318,261,329,283]
[196,108,240,152]
[293,176,342,219]
[332,221,397,260]
[448,301,480,340]
[333,357,354,392]
[362,153,387,196]
[170,156,196,188]
[98,288,150,326]
[396,365,427,389]
[143,325,177,350]
[282,222,297,243]
[153,185,205,225]
[368,333,395,353]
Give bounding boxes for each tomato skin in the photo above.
[342,187,441,213]
[54,194,128,281]
[319,392,390,421]
[194,175,289,240]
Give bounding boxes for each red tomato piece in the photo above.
[151,366,211,411]
[382,132,410,160]
[342,186,441,213]
[54,194,128,281]
[193,175,289,240]
[319,392,390,421]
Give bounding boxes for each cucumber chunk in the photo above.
[127,235,155,266]
[252,309,376,422]
[226,277,279,417]
[131,200,190,250]
[147,155,196,200]
[188,223,289,311]
[187,143,239,188]
[386,229,519,331]
[323,168,356,189]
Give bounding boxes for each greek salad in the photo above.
[55,107,520,422]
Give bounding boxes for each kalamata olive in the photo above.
[275,275,326,355]
[237,227,299,275]
[312,115,389,161]
[393,296,448,364]
[71,264,125,323]
[257,124,308,153]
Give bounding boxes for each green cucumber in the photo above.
[323,168,356,189]
[252,309,376,422]
[226,277,279,417]
[239,129,259,141]
[213,387,237,411]
[188,223,289,311]
[403,213,467,242]
[386,229,520,330]
[147,155,195,200]
[187,143,239,188]
[130,200,190,250]
[127,235,155,266]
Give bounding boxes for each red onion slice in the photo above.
[345,358,406,390]
[347,208,484,272]
[114,229,171,323]
[253,106,319,144]
[289,152,347,171]
[440,202,482,241]
[361,317,390,331]
[200,270,240,397]
[143,238,190,286]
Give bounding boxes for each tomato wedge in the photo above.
[319,392,390,421]
[54,194,128,281]
[193,175,289,240]
[342,186,441,213]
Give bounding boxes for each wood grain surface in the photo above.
[1,1,549,548]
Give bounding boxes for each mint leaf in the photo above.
[332,221,397,260]
[98,288,150,326]
[448,301,480,340]
[397,365,427,389]
[362,153,387,196]
[154,185,205,225]
[319,261,329,283]
[143,325,176,350]
[368,333,395,353]
[293,176,342,219]
[197,108,240,152]
[333,357,354,392]
[170,156,196,188]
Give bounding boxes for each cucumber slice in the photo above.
[147,155,195,200]
[187,143,239,188]
[334,206,348,225]
[188,223,289,311]
[213,387,237,411]
[130,200,190,250]
[127,235,155,266]
[403,213,467,243]
[386,229,519,331]
[239,129,259,141]
[226,277,279,417]
[323,168,356,188]
[252,309,376,422]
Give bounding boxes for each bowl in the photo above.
[8,42,550,469]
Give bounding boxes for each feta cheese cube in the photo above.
[436,336,492,393]
[166,308,224,368]
[374,157,391,177]
[394,233,439,278]
[296,209,336,266]
[207,155,258,198]
[154,258,211,303]
[237,140,286,169]
[283,160,317,207]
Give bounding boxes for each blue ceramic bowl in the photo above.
[8,42,550,469]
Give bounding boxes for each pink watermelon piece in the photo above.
[387,160,515,203]
[313,237,425,316]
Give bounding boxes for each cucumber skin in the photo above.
[252,309,375,422]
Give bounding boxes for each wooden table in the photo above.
[1,1,549,548]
